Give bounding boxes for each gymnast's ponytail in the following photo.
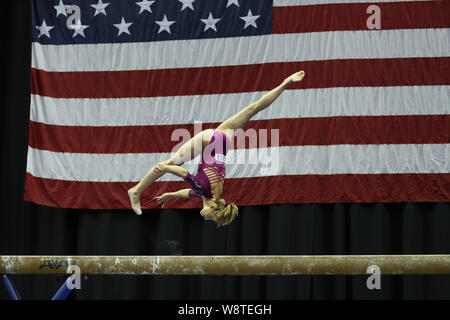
[213,198,238,228]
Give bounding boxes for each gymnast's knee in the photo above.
[161,157,183,167]
[155,159,173,168]
[170,152,187,165]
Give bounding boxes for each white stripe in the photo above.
[31,86,450,126]
[274,0,432,6]
[31,29,450,71]
[26,144,450,182]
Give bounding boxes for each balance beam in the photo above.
[1,255,449,275]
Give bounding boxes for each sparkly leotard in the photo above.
[183,130,230,199]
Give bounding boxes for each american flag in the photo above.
[26,0,450,209]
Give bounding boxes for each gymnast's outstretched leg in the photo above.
[216,70,305,137]
[128,129,214,215]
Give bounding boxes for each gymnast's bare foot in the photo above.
[128,188,142,215]
[289,70,305,83]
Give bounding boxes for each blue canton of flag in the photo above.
[32,0,273,44]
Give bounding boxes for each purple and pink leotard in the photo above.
[183,130,231,199]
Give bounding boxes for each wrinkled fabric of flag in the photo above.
[26,0,450,209]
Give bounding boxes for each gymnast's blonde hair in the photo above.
[213,198,238,228]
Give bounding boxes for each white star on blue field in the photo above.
[32,0,273,44]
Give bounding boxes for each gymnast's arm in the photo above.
[154,189,192,207]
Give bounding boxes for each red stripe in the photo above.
[31,58,450,98]
[273,1,450,33]
[29,115,450,153]
[24,172,450,209]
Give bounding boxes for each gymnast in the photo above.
[128,70,306,227]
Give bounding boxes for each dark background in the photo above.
[1,1,449,300]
